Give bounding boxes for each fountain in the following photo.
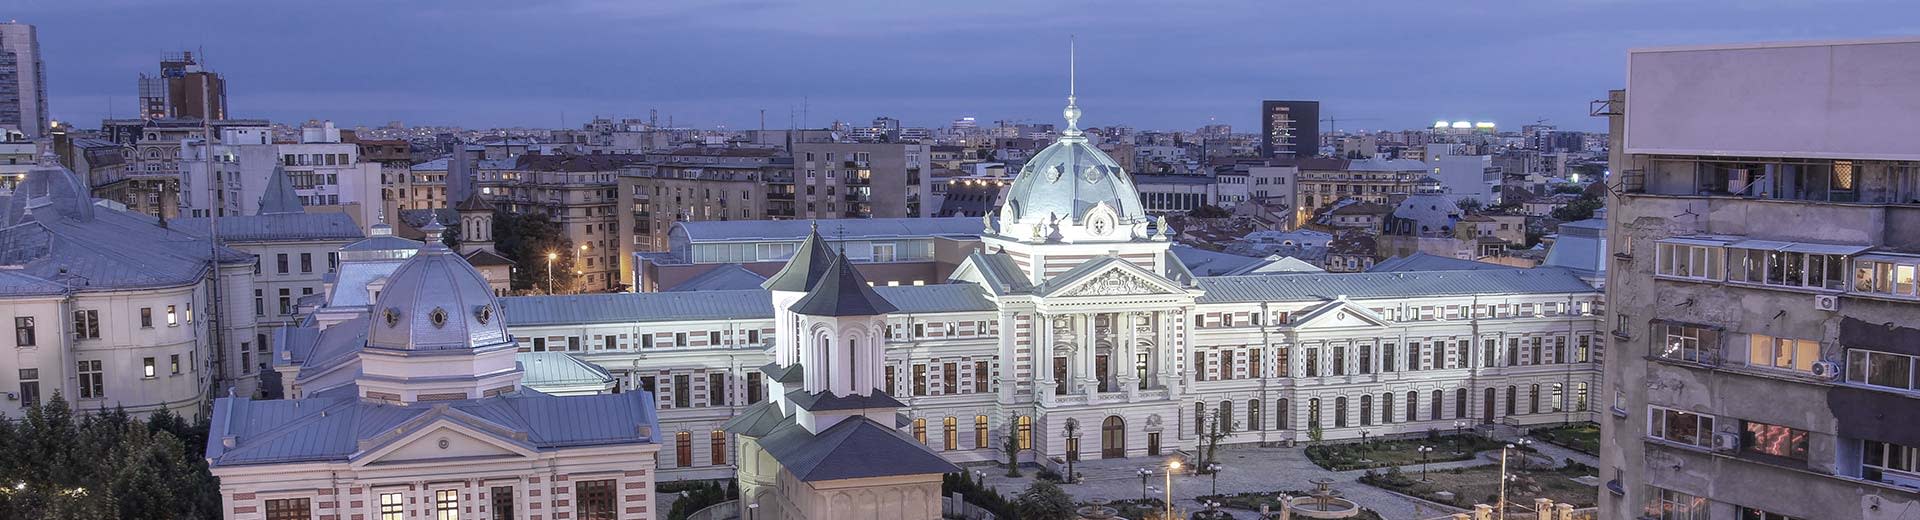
[1280,478,1362,519]
[1075,498,1121,520]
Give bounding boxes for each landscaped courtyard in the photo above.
[1305,434,1514,471]
[1359,461,1600,511]
[1531,422,1601,456]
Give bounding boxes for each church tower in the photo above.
[455,190,495,255]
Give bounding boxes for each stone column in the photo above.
[1472,504,1493,520]
[1037,312,1054,397]
[1554,503,1575,520]
[1533,498,1554,520]
[1121,311,1140,401]
[998,310,1018,401]
[1079,313,1099,395]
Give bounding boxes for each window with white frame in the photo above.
[1853,254,1920,299]
[1643,487,1708,520]
[1656,241,1724,280]
[1863,439,1920,485]
[1652,322,1719,363]
[435,489,459,520]
[1845,348,1916,391]
[378,492,404,520]
[1742,334,1820,373]
[1647,405,1714,447]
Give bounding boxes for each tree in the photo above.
[1014,480,1076,520]
[1308,421,1325,446]
[1551,197,1604,222]
[1002,419,1024,477]
[491,210,577,293]
[1456,198,1486,213]
[1199,412,1228,471]
[0,394,220,520]
[1187,204,1232,219]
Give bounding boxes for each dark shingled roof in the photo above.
[755,417,960,482]
[762,227,836,292]
[785,389,906,412]
[760,363,803,384]
[788,253,898,316]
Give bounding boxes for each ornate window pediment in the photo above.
[1059,268,1177,297]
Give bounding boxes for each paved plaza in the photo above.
[967,434,1600,520]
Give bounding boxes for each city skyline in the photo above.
[19,0,1918,132]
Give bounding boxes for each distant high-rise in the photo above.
[0,22,49,139]
[1260,100,1319,159]
[138,51,227,120]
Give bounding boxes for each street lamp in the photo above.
[1205,463,1222,496]
[1065,421,1080,483]
[545,252,557,295]
[1359,428,1373,444]
[1416,445,1435,482]
[1453,419,1469,438]
[1136,468,1153,500]
[1165,460,1180,520]
[1497,438,1534,517]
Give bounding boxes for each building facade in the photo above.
[499,91,1606,481]
[477,154,637,291]
[1260,100,1319,159]
[0,22,47,140]
[1597,38,1920,520]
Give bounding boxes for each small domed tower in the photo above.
[358,215,522,403]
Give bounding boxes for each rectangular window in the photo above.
[884,366,897,394]
[1846,349,1917,391]
[1222,350,1237,379]
[166,305,178,326]
[708,373,726,406]
[576,479,617,520]
[299,253,313,274]
[143,357,156,379]
[70,310,100,340]
[712,430,728,465]
[1740,421,1808,461]
[379,493,404,520]
[1275,347,1290,378]
[1330,347,1345,376]
[673,374,691,408]
[1357,346,1372,375]
[974,361,990,393]
[142,307,154,328]
[1656,242,1724,280]
[77,360,103,399]
[1863,439,1920,484]
[276,253,289,274]
[266,498,313,520]
[1381,343,1395,372]
[1854,256,1920,298]
[942,362,958,394]
[490,486,515,520]
[1647,405,1715,448]
[1654,322,1719,364]
[435,489,459,520]
[975,416,990,448]
[1643,487,1707,520]
[1742,334,1819,373]
[746,372,763,404]
[17,369,39,406]
[914,364,928,396]
[1304,348,1320,377]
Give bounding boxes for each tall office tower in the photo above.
[0,22,48,139]
[1599,38,1920,520]
[1260,100,1319,159]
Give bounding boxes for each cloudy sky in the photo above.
[18,0,1920,132]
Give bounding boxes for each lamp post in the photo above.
[1416,445,1435,482]
[1454,419,1469,438]
[1497,438,1533,518]
[1166,460,1179,520]
[1137,468,1153,500]
[1359,428,1372,444]
[545,252,556,294]
[577,244,589,290]
[1065,421,1080,483]
[1205,463,1222,496]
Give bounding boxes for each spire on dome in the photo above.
[1062,36,1082,137]
[421,213,449,250]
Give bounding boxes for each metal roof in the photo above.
[501,290,775,327]
[171,212,364,243]
[0,165,252,295]
[789,255,899,316]
[518,352,615,388]
[675,217,979,243]
[871,284,995,313]
[1195,268,1597,304]
[761,228,836,292]
[257,166,305,215]
[668,264,767,292]
[1171,245,1266,276]
[1368,253,1518,273]
[753,416,959,482]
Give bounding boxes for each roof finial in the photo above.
[1062,35,1082,137]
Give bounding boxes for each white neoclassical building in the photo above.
[495,78,1608,483]
[207,218,660,520]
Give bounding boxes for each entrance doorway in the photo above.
[1102,416,1126,458]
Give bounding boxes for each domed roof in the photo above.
[995,45,1147,242]
[367,217,511,351]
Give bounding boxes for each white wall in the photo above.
[1626,38,1920,161]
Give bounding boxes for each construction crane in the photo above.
[1320,117,1382,134]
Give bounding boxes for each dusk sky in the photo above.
[19,0,1920,133]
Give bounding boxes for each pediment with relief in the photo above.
[1291,299,1390,330]
[352,416,535,467]
[1048,261,1184,298]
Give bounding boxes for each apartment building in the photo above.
[0,22,47,140]
[617,145,781,256]
[1294,157,1427,227]
[1598,38,1920,520]
[478,154,638,291]
[788,141,932,220]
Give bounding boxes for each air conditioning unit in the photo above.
[1811,360,1843,381]
[1814,294,1840,312]
[1713,431,1741,452]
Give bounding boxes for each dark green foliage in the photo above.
[1002,420,1023,477]
[1187,205,1232,219]
[491,210,577,293]
[1551,197,1604,222]
[1013,480,1076,520]
[0,394,221,519]
[1306,434,1510,471]
[663,479,738,520]
[1034,467,1063,482]
[943,472,1014,519]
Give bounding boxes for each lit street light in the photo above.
[1498,438,1534,517]
[1416,445,1435,482]
[545,252,557,295]
[1205,463,1222,496]
[1165,460,1180,520]
[1136,468,1153,500]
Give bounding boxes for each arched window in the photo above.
[1506,386,1518,416]
[1308,398,1321,427]
[675,431,692,468]
[1432,390,1445,420]
[1219,400,1234,433]
[1382,392,1395,424]
[1334,397,1349,428]
[1405,391,1418,422]
[1456,388,1469,418]
[913,418,927,444]
[710,430,727,465]
[1248,399,1262,431]
[975,415,990,448]
[1360,395,1373,426]
[1277,398,1290,430]
[1195,402,1206,436]
[943,417,958,451]
[847,338,858,389]
[1551,383,1564,412]
[1530,384,1542,414]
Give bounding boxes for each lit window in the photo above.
[1646,405,1714,448]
